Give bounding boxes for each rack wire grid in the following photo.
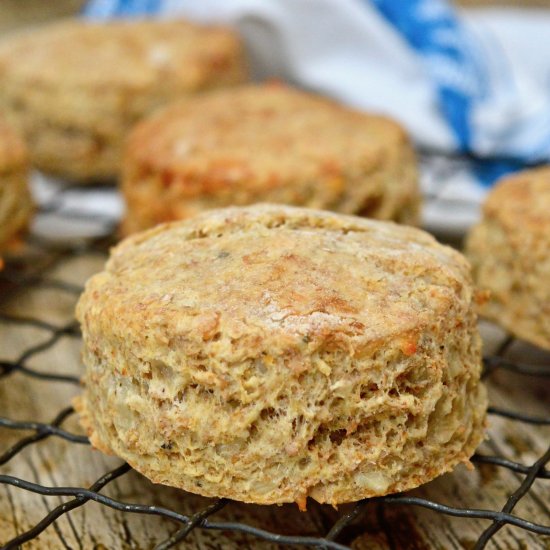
[0,184,549,550]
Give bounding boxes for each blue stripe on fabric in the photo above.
[370,0,486,153]
[83,0,162,17]
[439,87,470,150]
[470,158,524,187]
[369,0,531,185]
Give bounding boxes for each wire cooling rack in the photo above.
[1,188,550,549]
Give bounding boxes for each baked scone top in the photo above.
[483,167,550,236]
[126,84,410,187]
[0,19,244,90]
[0,119,27,172]
[79,205,473,357]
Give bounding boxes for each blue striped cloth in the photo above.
[83,0,550,186]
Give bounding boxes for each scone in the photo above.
[76,204,487,506]
[0,120,33,256]
[0,19,247,182]
[121,84,420,234]
[466,167,550,350]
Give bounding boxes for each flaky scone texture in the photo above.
[121,84,420,234]
[0,120,33,253]
[0,19,247,182]
[76,204,486,506]
[466,167,550,350]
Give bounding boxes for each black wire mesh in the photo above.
[1,192,549,550]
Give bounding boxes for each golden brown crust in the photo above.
[0,121,33,253]
[482,166,550,236]
[77,204,486,505]
[466,167,550,350]
[0,19,245,90]
[0,119,27,171]
[121,84,420,233]
[0,19,248,182]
